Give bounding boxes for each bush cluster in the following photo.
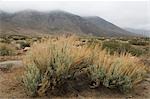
[88,53,146,93]
[129,39,149,46]
[102,40,143,56]
[22,36,147,96]
[0,43,16,56]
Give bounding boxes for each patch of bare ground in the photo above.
[0,67,27,98]
[0,55,24,62]
[0,62,149,98]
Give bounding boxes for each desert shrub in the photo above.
[20,42,30,49]
[22,36,96,96]
[0,37,11,43]
[97,37,106,41]
[102,40,143,56]
[0,43,16,56]
[118,37,129,41]
[22,36,147,96]
[128,47,143,56]
[9,35,27,40]
[129,39,149,46]
[22,64,41,96]
[0,38,8,43]
[88,53,146,93]
[17,41,30,49]
[142,37,150,41]
[87,38,101,48]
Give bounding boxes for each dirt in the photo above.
[0,67,27,98]
[0,60,150,98]
[0,55,23,62]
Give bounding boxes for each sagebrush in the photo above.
[22,36,147,96]
[0,43,16,56]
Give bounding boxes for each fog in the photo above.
[0,1,150,30]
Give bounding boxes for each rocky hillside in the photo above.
[0,10,136,37]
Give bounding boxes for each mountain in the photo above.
[0,10,137,37]
[125,28,150,37]
[85,16,134,36]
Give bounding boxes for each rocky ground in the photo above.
[0,60,150,98]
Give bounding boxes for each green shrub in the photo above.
[0,43,15,56]
[22,64,41,96]
[129,39,149,46]
[88,55,146,93]
[102,40,144,56]
[9,35,27,40]
[17,41,30,49]
[0,37,10,43]
[118,38,128,41]
[20,42,30,49]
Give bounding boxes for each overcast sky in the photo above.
[0,1,150,30]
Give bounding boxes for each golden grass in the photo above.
[89,52,146,92]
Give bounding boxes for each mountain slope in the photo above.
[84,16,134,36]
[0,10,136,37]
[125,28,150,37]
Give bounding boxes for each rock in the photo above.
[0,60,23,70]
[23,47,30,52]
[0,63,13,72]
[126,95,133,98]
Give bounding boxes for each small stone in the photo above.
[126,95,133,98]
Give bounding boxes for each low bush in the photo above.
[23,36,96,96]
[0,38,9,43]
[9,35,28,40]
[88,53,146,93]
[22,36,147,96]
[17,40,30,49]
[129,39,149,46]
[102,40,143,56]
[0,43,16,56]
[22,64,41,96]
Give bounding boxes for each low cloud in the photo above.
[0,1,149,30]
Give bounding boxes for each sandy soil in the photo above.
[0,67,27,98]
[0,60,150,98]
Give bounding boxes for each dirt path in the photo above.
[0,60,150,98]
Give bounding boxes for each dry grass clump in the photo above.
[23,36,96,96]
[89,53,146,92]
[0,43,16,56]
[22,36,147,96]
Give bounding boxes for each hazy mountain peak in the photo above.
[49,10,76,16]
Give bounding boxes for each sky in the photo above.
[0,0,150,30]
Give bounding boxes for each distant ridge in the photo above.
[0,10,138,37]
[125,28,150,37]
